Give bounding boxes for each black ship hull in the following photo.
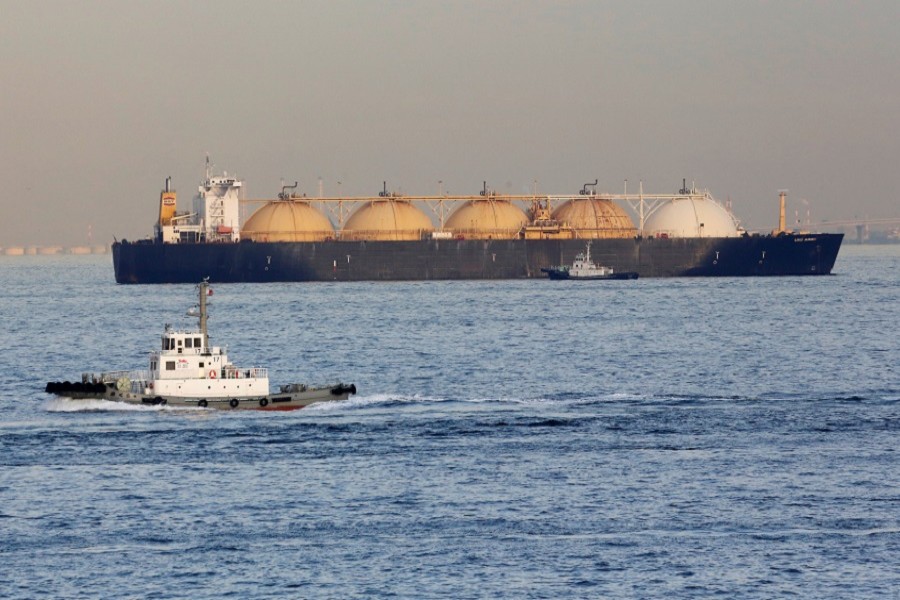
[112,234,843,283]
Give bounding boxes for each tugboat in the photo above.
[542,241,639,280]
[45,280,356,410]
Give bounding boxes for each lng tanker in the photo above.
[111,166,843,283]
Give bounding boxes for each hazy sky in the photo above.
[2,0,898,246]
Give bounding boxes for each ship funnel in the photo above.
[159,177,177,227]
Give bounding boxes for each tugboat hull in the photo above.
[44,380,357,411]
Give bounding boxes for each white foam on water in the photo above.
[458,393,642,406]
[44,397,202,413]
[43,391,658,415]
[303,393,445,412]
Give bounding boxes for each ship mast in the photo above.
[778,190,788,234]
[198,279,209,349]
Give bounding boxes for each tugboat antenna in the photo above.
[199,278,210,350]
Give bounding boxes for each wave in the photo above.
[309,391,640,408]
[44,398,203,413]
[302,393,446,412]
[304,392,722,409]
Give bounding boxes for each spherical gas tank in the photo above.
[644,197,739,238]
[342,199,434,240]
[445,199,528,239]
[242,201,335,242]
[551,198,636,238]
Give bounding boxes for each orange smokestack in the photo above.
[159,177,176,226]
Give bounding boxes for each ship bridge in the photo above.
[152,327,225,381]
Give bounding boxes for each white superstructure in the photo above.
[119,280,268,399]
[158,158,242,244]
[146,324,268,398]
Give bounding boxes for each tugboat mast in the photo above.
[198,279,209,349]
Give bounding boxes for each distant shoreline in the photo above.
[1,245,109,256]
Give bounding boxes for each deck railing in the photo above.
[97,370,150,383]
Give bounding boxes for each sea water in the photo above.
[0,246,898,598]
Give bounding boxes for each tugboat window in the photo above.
[166,361,175,371]
[185,338,193,348]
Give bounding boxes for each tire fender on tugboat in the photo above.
[229,398,239,408]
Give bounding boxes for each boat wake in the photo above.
[46,390,895,415]
[302,393,444,412]
[307,391,651,409]
[44,397,203,413]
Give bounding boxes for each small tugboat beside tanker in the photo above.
[45,280,356,410]
[542,241,639,280]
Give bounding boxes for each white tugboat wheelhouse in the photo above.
[115,279,269,398]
